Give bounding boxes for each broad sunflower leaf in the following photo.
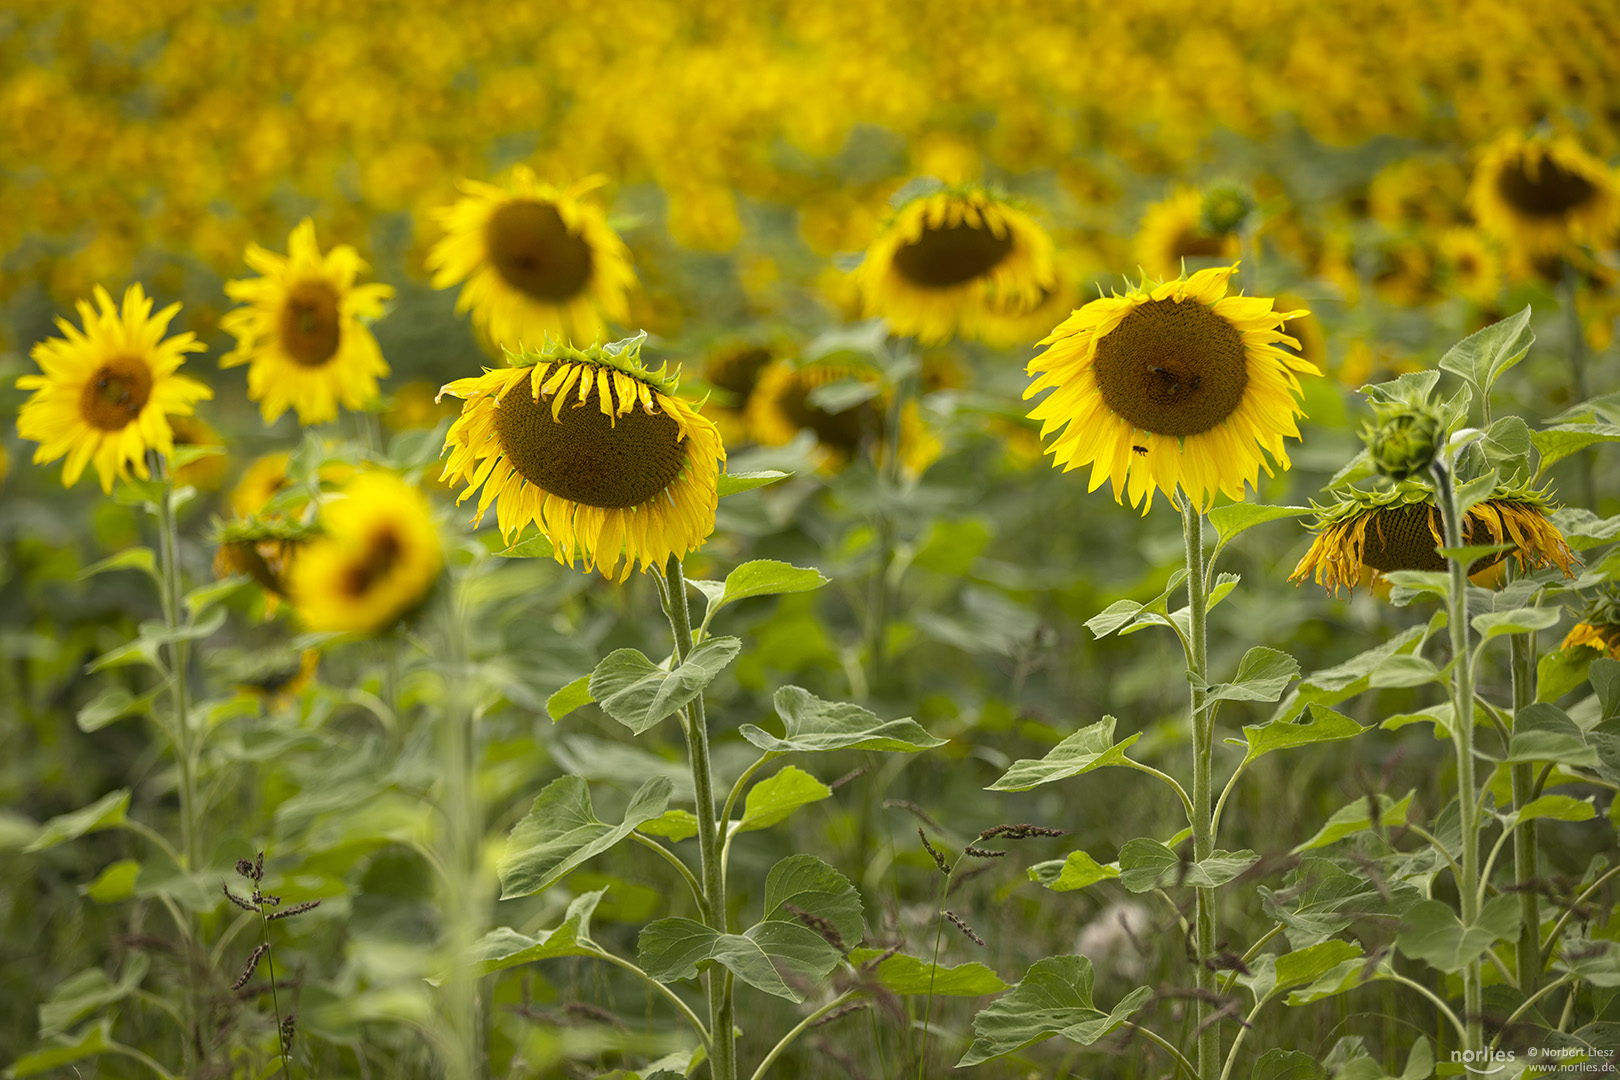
[1273,622,1432,721]
[1202,646,1300,705]
[740,687,944,754]
[1239,705,1363,766]
[497,533,555,558]
[986,717,1141,792]
[588,637,741,736]
[1250,1048,1326,1080]
[1285,956,1390,1006]
[498,776,672,899]
[1291,791,1413,853]
[1116,839,1258,892]
[1472,606,1562,640]
[717,470,791,497]
[76,684,164,733]
[1456,468,1499,518]
[76,546,158,584]
[1499,794,1595,827]
[1029,850,1120,892]
[1590,658,1620,721]
[37,955,150,1038]
[638,809,700,843]
[1481,415,1535,480]
[1366,654,1442,689]
[760,854,864,948]
[78,859,141,903]
[468,889,605,976]
[23,790,131,853]
[1208,503,1312,554]
[1538,647,1597,703]
[956,955,1151,1067]
[733,766,830,835]
[1396,895,1520,974]
[546,675,594,722]
[637,919,838,1003]
[848,948,1008,996]
[1552,507,1620,550]
[9,1018,115,1078]
[712,560,828,614]
[1504,703,1598,767]
[1085,570,1189,638]
[1438,305,1533,397]
[1553,936,1620,987]
[1533,425,1620,479]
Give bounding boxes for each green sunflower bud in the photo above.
[1199,183,1254,237]
[1362,401,1443,481]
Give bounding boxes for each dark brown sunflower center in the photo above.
[486,200,594,302]
[80,355,153,431]
[707,347,772,401]
[1360,504,1497,574]
[776,380,883,456]
[279,281,342,367]
[892,221,1013,288]
[493,378,687,509]
[1173,229,1228,259]
[1092,298,1249,437]
[342,528,403,598]
[1496,155,1597,220]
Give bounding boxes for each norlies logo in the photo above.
[1452,1049,1517,1074]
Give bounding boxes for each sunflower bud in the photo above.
[1362,402,1442,481]
[1200,183,1254,237]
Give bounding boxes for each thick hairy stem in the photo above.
[1509,633,1541,997]
[1182,497,1218,1080]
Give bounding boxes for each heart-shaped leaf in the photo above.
[498,777,672,899]
[740,687,944,753]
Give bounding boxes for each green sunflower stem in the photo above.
[1561,268,1596,508]
[1180,495,1219,1080]
[154,470,199,873]
[661,554,736,1080]
[437,583,485,1080]
[1430,455,1484,1053]
[1509,632,1541,997]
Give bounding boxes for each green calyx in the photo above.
[1199,182,1253,237]
[1362,401,1444,481]
[501,331,683,398]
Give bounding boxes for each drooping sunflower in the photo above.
[1467,133,1620,258]
[855,184,1056,345]
[1290,482,1578,595]
[1025,264,1317,513]
[427,168,635,348]
[220,219,393,426]
[16,283,212,493]
[287,471,443,634]
[1562,588,1620,660]
[1133,187,1241,282]
[746,358,885,467]
[437,335,724,581]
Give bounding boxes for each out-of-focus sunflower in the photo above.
[438,335,724,581]
[427,168,635,348]
[701,342,776,447]
[167,413,227,491]
[233,649,320,709]
[16,284,211,493]
[220,219,394,426]
[288,471,443,634]
[382,380,460,432]
[1562,588,1620,659]
[971,264,1080,350]
[746,358,885,467]
[1467,133,1620,258]
[1132,187,1241,282]
[1024,264,1317,513]
[1437,228,1504,307]
[855,184,1056,344]
[1290,482,1578,595]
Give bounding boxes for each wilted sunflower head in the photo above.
[855,183,1056,344]
[16,284,212,493]
[1290,482,1579,595]
[1024,264,1318,514]
[438,334,725,581]
[220,219,394,426]
[1467,132,1620,258]
[427,168,636,349]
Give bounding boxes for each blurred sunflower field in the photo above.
[6,0,1620,1077]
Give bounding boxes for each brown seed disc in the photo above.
[486,200,594,302]
[1497,155,1597,219]
[892,221,1013,288]
[1092,299,1249,437]
[1173,230,1229,259]
[494,379,687,509]
[278,281,343,367]
[774,380,883,456]
[1360,504,1500,574]
[342,527,402,597]
[80,354,154,431]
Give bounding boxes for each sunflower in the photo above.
[427,168,635,348]
[970,263,1080,350]
[1024,264,1317,514]
[1467,133,1620,258]
[1436,228,1504,307]
[287,471,443,634]
[1290,482,1578,595]
[701,341,777,448]
[167,413,227,491]
[437,335,724,581]
[855,184,1056,344]
[746,358,885,466]
[1561,588,1620,660]
[220,220,392,426]
[16,283,211,493]
[1133,187,1241,282]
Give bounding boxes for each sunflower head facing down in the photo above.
[288,471,444,634]
[438,334,725,581]
[1563,587,1620,660]
[1025,264,1318,514]
[855,183,1056,344]
[220,219,394,426]
[1290,481,1578,595]
[427,168,636,349]
[1467,132,1620,259]
[16,284,212,493]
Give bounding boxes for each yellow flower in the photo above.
[1563,621,1620,660]
[1132,187,1241,282]
[16,284,211,493]
[745,358,884,467]
[438,336,724,581]
[1437,229,1504,307]
[1467,133,1620,258]
[220,219,394,425]
[288,471,443,634]
[1025,264,1316,513]
[1290,484,1578,595]
[427,168,635,348]
[855,185,1056,345]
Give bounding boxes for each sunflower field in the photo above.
[6,1,1620,1077]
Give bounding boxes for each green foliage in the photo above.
[956,956,1152,1066]
[497,777,673,899]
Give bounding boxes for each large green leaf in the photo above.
[1239,706,1363,766]
[1274,623,1431,721]
[986,717,1141,792]
[588,637,741,735]
[1396,895,1520,974]
[1472,606,1562,641]
[1539,647,1597,704]
[1437,305,1533,397]
[545,675,593,721]
[739,687,944,753]
[1292,792,1413,853]
[847,949,1008,996]
[1250,1048,1326,1080]
[1117,839,1258,892]
[716,470,791,496]
[1501,794,1596,827]
[639,919,835,1004]
[1504,703,1599,766]
[469,889,605,975]
[708,560,828,616]
[956,956,1151,1067]
[734,766,831,834]
[1533,425,1620,477]
[1029,850,1120,892]
[37,955,150,1038]
[75,684,163,734]
[498,777,672,899]
[1202,647,1301,706]
[1085,571,1188,638]
[23,790,131,853]
[1208,504,1313,554]
[8,1018,114,1079]
[759,854,864,947]
[1244,939,1362,1004]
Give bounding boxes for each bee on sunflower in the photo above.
[16,284,212,493]
[427,168,636,349]
[220,219,394,426]
[855,182,1056,345]
[437,335,724,582]
[1024,264,1317,513]
[1467,132,1620,260]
